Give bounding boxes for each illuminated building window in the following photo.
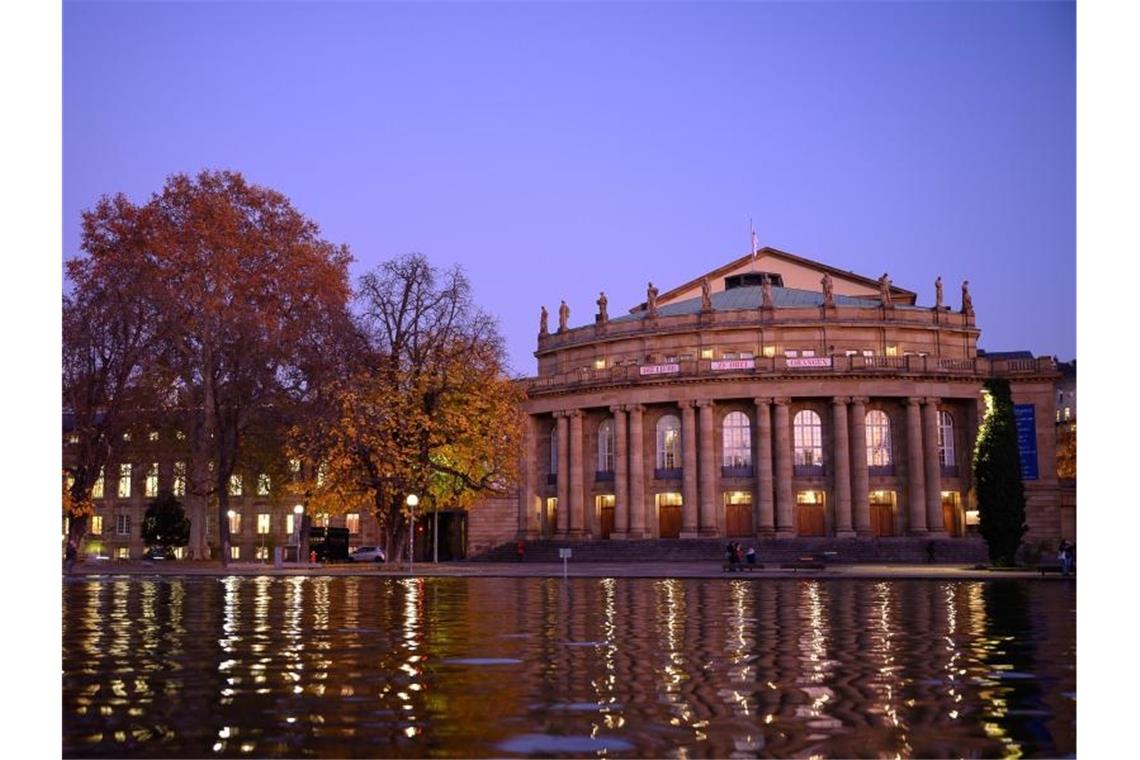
[257,473,271,496]
[145,463,159,498]
[116,514,131,536]
[228,512,241,535]
[255,546,268,561]
[796,490,825,505]
[67,434,79,444]
[656,492,683,507]
[319,513,330,528]
[92,468,104,499]
[286,514,296,536]
[148,431,159,442]
[173,462,186,497]
[597,419,615,473]
[885,345,898,357]
[866,410,893,466]
[116,547,130,560]
[172,547,185,559]
[176,430,186,440]
[656,414,681,469]
[289,458,301,475]
[346,513,360,534]
[117,464,132,498]
[762,346,776,358]
[90,515,103,535]
[229,474,242,496]
[792,410,823,467]
[938,411,955,467]
[700,348,714,360]
[1064,407,1071,420]
[230,546,241,561]
[594,358,606,370]
[722,411,752,467]
[257,514,270,535]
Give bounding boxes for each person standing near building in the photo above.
[65,541,78,574]
[745,545,757,569]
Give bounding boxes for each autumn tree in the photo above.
[972,378,1028,566]
[301,254,524,561]
[63,195,162,547]
[70,170,353,564]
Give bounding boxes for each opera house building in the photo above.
[514,247,1066,547]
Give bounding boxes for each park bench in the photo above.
[1036,560,1072,575]
[779,554,829,572]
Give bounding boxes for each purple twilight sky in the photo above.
[63,0,1075,375]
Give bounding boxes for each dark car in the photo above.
[143,547,169,560]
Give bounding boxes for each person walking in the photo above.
[1059,540,1074,576]
[64,541,78,575]
[745,545,757,570]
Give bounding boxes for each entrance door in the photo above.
[544,498,557,539]
[659,505,681,538]
[600,506,614,539]
[870,505,894,537]
[796,491,826,536]
[941,493,960,537]
[726,504,752,537]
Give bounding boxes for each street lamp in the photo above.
[406,493,419,573]
[226,510,236,561]
[293,504,304,562]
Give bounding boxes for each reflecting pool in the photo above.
[62,576,1075,757]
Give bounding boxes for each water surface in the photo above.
[62,576,1075,757]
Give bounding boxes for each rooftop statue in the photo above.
[646,281,659,318]
[821,273,834,307]
[597,291,608,323]
[700,277,713,311]
[878,272,892,307]
[539,305,549,337]
[961,280,974,315]
[935,276,944,310]
[761,274,774,309]
[558,300,569,333]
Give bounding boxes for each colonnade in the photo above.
[522,396,950,540]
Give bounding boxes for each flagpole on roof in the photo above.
[749,218,759,272]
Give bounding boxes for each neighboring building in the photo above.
[1054,359,1076,540]
[508,247,1065,546]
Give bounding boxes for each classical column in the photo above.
[569,410,586,538]
[905,397,928,534]
[773,398,794,536]
[610,405,629,540]
[680,401,699,538]
[753,398,775,536]
[923,398,946,535]
[698,400,718,535]
[522,414,540,539]
[627,404,647,538]
[557,411,570,536]
[849,397,871,536]
[832,397,854,537]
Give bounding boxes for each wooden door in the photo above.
[600,506,614,539]
[726,504,752,537]
[797,505,825,536]
[941,498,960,537]
[870,504,894,537]
[659,505,682,538]
[544,501,557,539]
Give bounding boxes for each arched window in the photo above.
[597,419,615,473]
[550,426,559,474]
[793,410,823,467]
[866,410,892,466]
[656,414,681,470]
[722,411,751,468]
[938,410,955,467]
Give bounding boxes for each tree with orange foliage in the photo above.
[296,254,524,561]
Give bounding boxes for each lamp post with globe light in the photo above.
[293,504,304,562]
[406,493,419,573]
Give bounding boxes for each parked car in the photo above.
[143,547,169,560]
[349,546,386,563]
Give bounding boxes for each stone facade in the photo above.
[513,249,1065,546]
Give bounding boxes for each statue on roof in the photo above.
[935,276,944,310]
[700,277,713,311]
[558,300,569,332]
[878,273,892,307]
[761,274,774,309]
[646,282,659,318]
[961,280,974,316]
[596,291,608,323]
[821,273,834,307]
[539,305,549,337]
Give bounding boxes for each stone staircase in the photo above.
[471,537,988,565]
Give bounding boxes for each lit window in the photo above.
[116,514,131,536]
[722,412,751,467]
[1055,410,1061,422]
[1063,407,1071,420]
[176,430,186,441]
[655,414,681,469]
[793,410,823,466]
[67,434,79,444]
[90,515,103,535]
[550,427,559,474]
[172,547,185,559]
[65,472,75,491]
[229,474,242,496]
[317,462,327,487]
[319,513,330,528]
[796,490,825,505]
[937,411,955,467]
[92,468,104,499]
[148,431,159,442]
[255,546,268,561]
[289,458,301,474]
[230,546,241,561]
[116,547,130,560]
[862,350,874,358]
[145,463,159,498]
[173,462,186,497]
[801,349,815,358]
[257,473,271,496]
[762,346,776,358]
[885,345,898,357]
[257,514,270,535]
[347,513,360,534]
[784,350,798,358]
[286,514,296,536]
[117,464,132,498]
[700,348,714,360]
[597,419,615,473]
[593,358,606,370]
[866,410,893,466]
[228,512,241,535]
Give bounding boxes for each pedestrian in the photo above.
[725,541,737,570]
[64,540,78,575]
[745,545,757,569]
[1059,540,1073,576]
[926,540,936,564]
[516,541,526,562]
[734,542,744,570]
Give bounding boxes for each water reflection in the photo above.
[63,576,1075,758]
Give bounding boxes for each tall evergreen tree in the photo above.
[141,492,191,551]
[972,378,1028,565]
